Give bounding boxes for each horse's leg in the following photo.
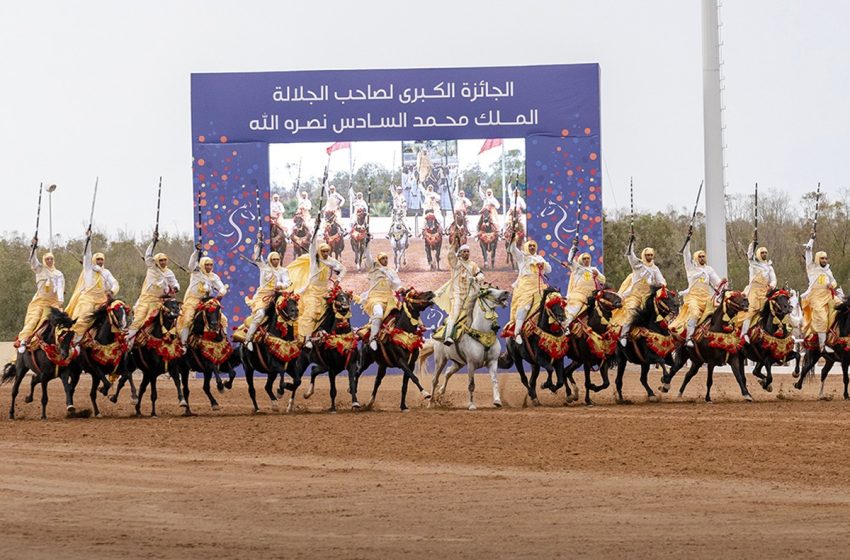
[677,360,702,398]
[265,371,280,411]
[245,361,260,413]
[762,362,774,393]
[203,371,219,410]
[180,368,193,416]
[60,369,75,414]
[430,353,448,407]
[564,360,580,402]
[212,364,224,393]
[304,362,327,399]
[660,349,688,390]
[795,350,819,390]
[25,373,38,404]
[365,365,387,410]
[528,362,541,406]
[135,373,149,417]
[639,363,657,401]
[489,354,502,408]
[819,358,832,400]
[615,356,627,403]
[843,360,850,400]
[400,372,410,412]
[90,374,101,418]
[730,356,752,401]
[286,361,301,413]
[439,361,461,401]
[704,364,715,403]
[327,370,338,412]
[40,375,50,420]
[583,364,595,406]
[396,355,430,400]
[8,362,28,419]
[149,375,158,418]
[466,362,477,411]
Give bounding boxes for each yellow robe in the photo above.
[802,274,838,335]
[566,267,606,311]
[611,274,651,327]
[18,255,65,342]
[510,264,547,322]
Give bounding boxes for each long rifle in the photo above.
[509,176,520,245]
[314,156,330,241]
[753,182,759,247]
[32,183,44,257]
[83,177,99,253]
[153,176,163,248]
[628,177,635,246]
[253,184,264,259]
[294,157,302,195]
[811,182,821,239]
[680,180,704,252]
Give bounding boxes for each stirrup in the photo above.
[246,341,254,351]
[619,337,627,347]
[305,339,313,349]
[685,339,694,348]
[369,339,378,351]
[514,334,522,344]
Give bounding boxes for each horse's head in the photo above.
[274,290,300,322]
[46,307,76,359]
[106,299,131,332]
[195,296,224,335]
[454,210,466,225]
[324,210,336,223]
[653,286,680,319]
[160,297,181,328]
[541,290,567,328]
[326,283,353,318]
[293,214,305,228]
[591,286,623,319]
[399,288,436,314]
[766,288,792,319]
[479,286,510,309]
[425,211,438,224]
[722,289,749,317]
[357,207,367,220]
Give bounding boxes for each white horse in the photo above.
[388,212,410,270]
[422,287,510,410]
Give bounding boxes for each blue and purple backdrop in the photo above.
[190,63,602,329]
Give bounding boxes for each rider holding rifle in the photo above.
[739,183,778,343]
[16,184,67,353]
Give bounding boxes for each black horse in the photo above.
[613,286,680,403]
[126,297,187,417]
[503,211,525,270]
[660,290,751,402]
[794,296,850,399]
[323,212,345,260]
[356,288,435,411]
[239,291,302,413]
[740,288,794,394]
[71,299,131,417]
[290,214,312,258]
[500,288,570,406]
[350,208,369,271]
[299,285,361,412]
[561,287,623,405]
[3,308,78,419]
[179,297,235,414]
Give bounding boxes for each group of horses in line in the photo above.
[4,277,849,420]
[271,206,523,273]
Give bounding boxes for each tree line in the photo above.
[0,188,844,340]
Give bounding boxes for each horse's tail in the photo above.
[2,361,16,385]
[498,350,513,369]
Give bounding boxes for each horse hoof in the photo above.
[351,401,361,410]
[764,384,773,393]
[224,381,233,390]
[211,404,220,411]
[400,407,410,413]
[793,383,803,391]
[183,409,195,417]
[95,413,103,419]
[66,405,76,413]
[24,396,33,404]
[659,383,670,393]
[468,403,477,411]
[270,401,279,411]
[304,386,315,399]
[216,384,224,394]
[179,399,188,408]
[327,408,337,414]
[792,372,800,379]
[676,392,684,399]
[648,395,659,403]
[531,398,540,407]
[275,388,285,397]
[744,395,753,402]
[704,399,713,404]
[150,413,158,418]
[493,400,502,408]
[131,397,139,406]
[109,395,118,404]
[421,390,431,400]
[364,399,375,410]
[99,386,110,397]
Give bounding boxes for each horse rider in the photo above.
[614,236,666,346]
[419,184,441,216]
[178,244,228,346]
[444,240,486,346]
[65,231,120,345]
[669,235,724,347]
[15,240,66,353]
[416,148,433,186]
[359,237,402,351]
[454,191,472,215]
[508,238,552,343]
[350,189,369,217]
[801,235,843,353]
[295,190,312,221]
[322,184,345,223]
[564,241,605,329]
[477,185,502,227]
[391,185,408,217]
[127,234,180,347]
[243,245,290,351]
[507,186,527,229]
[270,193,285,228]
[287,234,346,348]
[739,236,777,343]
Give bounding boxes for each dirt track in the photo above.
[3,368,850,559]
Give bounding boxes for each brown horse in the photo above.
[349,207,369,271]
[323,211,345,260]
[477,207,499,270]
[447,210,469,249]
[422,211,444,271]
[503,210,525,270]
[290,214,312,258]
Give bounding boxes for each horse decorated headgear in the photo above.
[544,292,565,310]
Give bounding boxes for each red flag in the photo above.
[326,141,351,155]
[478,138,503,154]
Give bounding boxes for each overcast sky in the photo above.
[2,0,848,241]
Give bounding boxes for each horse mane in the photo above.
[47,307,75,329]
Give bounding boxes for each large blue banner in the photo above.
[190,64,601,333]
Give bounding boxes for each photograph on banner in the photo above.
[268,138,526,295]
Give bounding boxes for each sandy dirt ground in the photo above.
[2,366,850,559]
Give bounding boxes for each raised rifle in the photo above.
[680,180,704,252]
[811,182,821,239]
[31,182,43,257]
[83,177,99,253]
[153,176,162,249]
[753,181,759,248]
